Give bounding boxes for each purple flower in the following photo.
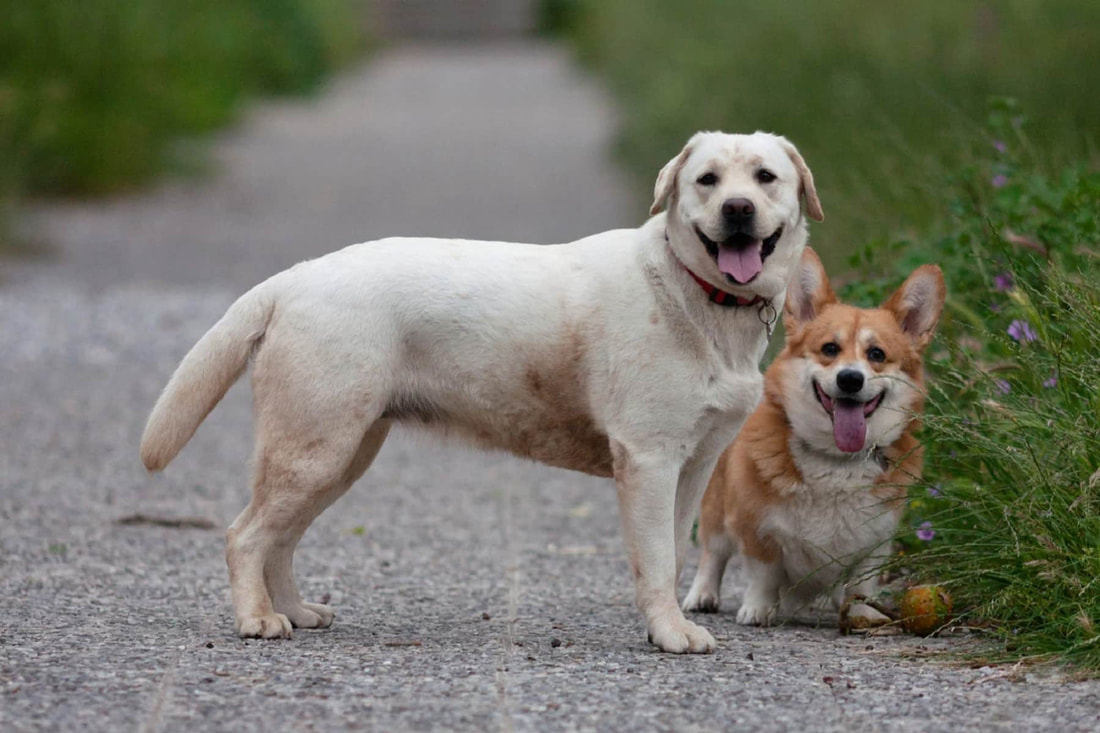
[927,485,941,497]
[1043,372,1058,389]
[1007,319,1037,343]
[993,140,1007,153]
[916,522,935,541]
[992,174,1009,188]
[992,272,1014,291]
[995,379,1011,394]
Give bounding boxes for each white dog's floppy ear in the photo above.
[650,132,706,216]
[783,247,835,333]
[777,137,824,223]
[883,265,946,350]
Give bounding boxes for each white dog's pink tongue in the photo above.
[833,401,867,453]
[716,241,763,283]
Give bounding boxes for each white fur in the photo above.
[140,131,820,653]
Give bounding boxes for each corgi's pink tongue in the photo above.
[833,402,867,452]
[716,241,763,283]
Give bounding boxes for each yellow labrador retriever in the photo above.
[141,131,823,653]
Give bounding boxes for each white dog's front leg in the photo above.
[674,458,717,581]
[614,445,715,654]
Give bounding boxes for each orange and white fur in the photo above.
[682,248,944,626]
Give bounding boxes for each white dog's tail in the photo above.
[140,282,276,472]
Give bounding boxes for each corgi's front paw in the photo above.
[735,601,777,626]
[845,602,891,629]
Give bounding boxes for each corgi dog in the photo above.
[682,247,945,627]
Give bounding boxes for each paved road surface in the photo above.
[2,42,1097,732]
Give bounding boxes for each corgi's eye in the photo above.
[697,172,718,186]
[821,342,840,357]
[867,347,886,363]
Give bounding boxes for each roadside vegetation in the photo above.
[0,0,369,244]
[558,1,1100,673]
[846,106,1100,674]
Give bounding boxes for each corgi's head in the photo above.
[770,248,945,455]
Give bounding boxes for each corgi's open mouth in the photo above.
[813,380,884,453]
[695,226,782,285]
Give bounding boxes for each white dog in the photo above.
[140,131,823,653]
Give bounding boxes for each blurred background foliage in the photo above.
[0,0,368,219]
[552,0,1100,269]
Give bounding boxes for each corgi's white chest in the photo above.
[759,444,900,596]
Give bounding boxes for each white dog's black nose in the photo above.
[722,198,755,226]
[836,369,864,394]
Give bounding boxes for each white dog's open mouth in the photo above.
[694,226,783,285]
[813,380,884,453]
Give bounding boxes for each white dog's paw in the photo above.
[735,601,777,626]
[647,616,716,654]
[280,601,335,629]
[681,588,721,614]
[237,613,293,639]
[845,602,891,629]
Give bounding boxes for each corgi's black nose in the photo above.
[836,369,864,394]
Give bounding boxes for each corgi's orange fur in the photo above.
[682,247,945,626]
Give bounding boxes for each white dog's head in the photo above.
[651,131,823,301]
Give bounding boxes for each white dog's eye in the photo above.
[696,172,718,186]
[756,169,777,184]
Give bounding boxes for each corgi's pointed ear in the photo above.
[883,265,946,349]
[776,136,824,222]
[650,132,706,216]
[783,247,835,331]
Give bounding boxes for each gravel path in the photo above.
[2,42,1098,732]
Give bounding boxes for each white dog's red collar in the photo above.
[666,230,766,308]
[682,265,766,307]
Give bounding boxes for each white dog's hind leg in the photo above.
[265,420,392,629]
[226,498,293,639]
[227,342,390,640]
[614,443,715,654]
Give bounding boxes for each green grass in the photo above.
[839,110,1100,674]
[0,0,369,244]
[562,0,1100,270]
